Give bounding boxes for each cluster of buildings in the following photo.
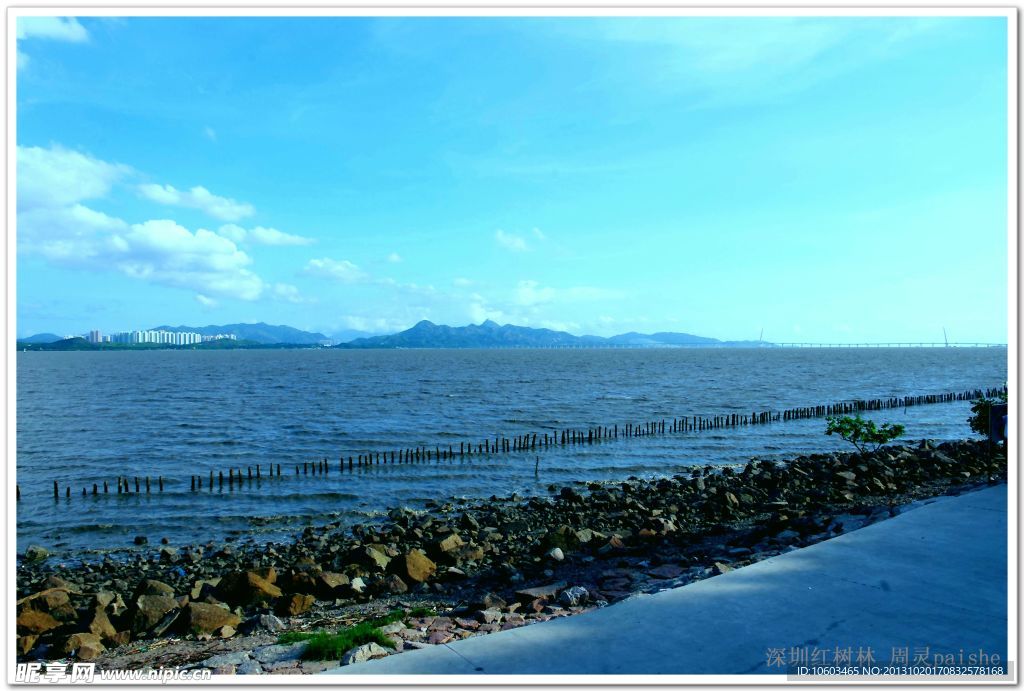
[77,330,237,345]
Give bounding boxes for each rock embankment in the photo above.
[16,439,1005,668]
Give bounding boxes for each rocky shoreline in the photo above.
[16,438,1006,673]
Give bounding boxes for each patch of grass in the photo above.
[368,609,405,627]
[277,630,321,644]
[300,623,396,660]
[275,606,436,661]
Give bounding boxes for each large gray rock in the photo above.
[201,651,252,668]
[236,659,263,675]
[340,642,391,666]
[252,641,309,665]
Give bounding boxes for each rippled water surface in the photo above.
[16,348,1006,555]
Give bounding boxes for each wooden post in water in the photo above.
[159,476,163,492]
[93,484,97,495]
[135,477,140,493]
[104,481,109,493]
[66,487,70,498]
[191,476,195,491]
[16,485,20,501]
[53,481,58,500]
[146,476,151,493]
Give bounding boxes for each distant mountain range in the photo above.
[20,320,767,349]
[19,333,63,344]
[339,320,765,349]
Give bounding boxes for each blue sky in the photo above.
[16,15,1009,342]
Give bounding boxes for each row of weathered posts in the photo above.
[23,386,1005,501]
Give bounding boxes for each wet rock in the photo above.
[340,642,391,666]
[276,593,315,616]
[17,608,60,635]
[475,608,502,624]
[393,550,436,583]
[133,579,175,599]
[190,579,221,601]
[315,572,350,600]
[712,562,734,576]
[433,533,465,555]
[218,625,236,638]
[547,547,565,562]
[382,574,408,594]
[131,594,180,634]
[17,588,76,621]
[350,545,392,572]
[647,564,684,579]
[239,613,286,635]
[17,635,38,656]
[480,592,507,610]
[133,536,148,545]
[428,630,453,645]
[24,545,49,562]
[185,602,241,636]
[515,582,566,604]
[558,586,589,607]
[216,571,282,607]
[82,604,118,642]
[62,632,105,660]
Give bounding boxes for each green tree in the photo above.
[968,390,1008,437]
[825,415,905,454]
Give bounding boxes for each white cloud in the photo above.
[18,145,130,211]
[216,223,248,244]
[304,257,368,283]
[387,252,402,263]
[204,126,217,142]
[532,227,547,241]
[513,280,620,307]
[17,50,29,70]
[453,277,474,287]
[17,17,88,42]
[195,294,218,308]
[495,229,528,252]
[565,17,942,108]
[138,183,254,222]
[17,143,267,301]
[216,224,314,246]
[273,283,308,303]
[110,220,264,300]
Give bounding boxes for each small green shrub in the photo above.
[277,609,409,660]
[825,415,904,454]
[406,606,437,618]
[300,624,396,660]
[968,391,1007,437]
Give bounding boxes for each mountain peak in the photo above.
[480,319,500,329]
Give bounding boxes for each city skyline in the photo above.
[16,14,1011,343]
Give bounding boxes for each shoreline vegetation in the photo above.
[16,438,1006,673]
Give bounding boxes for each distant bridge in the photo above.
[772,342,1006,348]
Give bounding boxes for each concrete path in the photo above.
[328,484,1010,678]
